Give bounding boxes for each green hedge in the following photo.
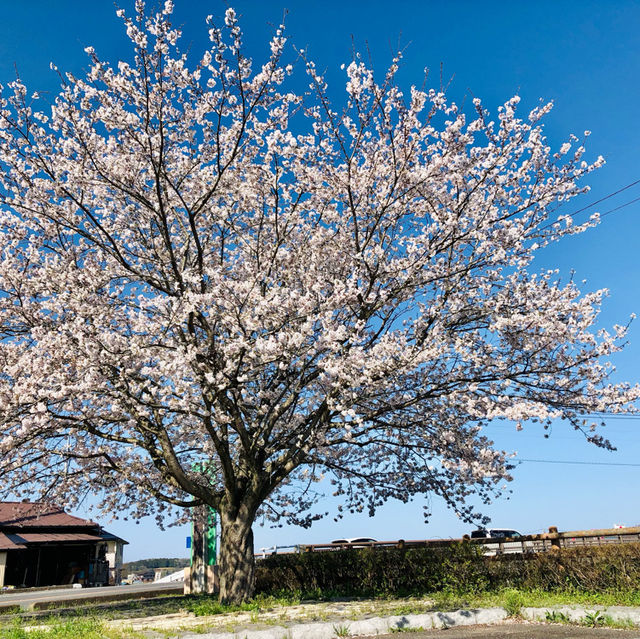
[487,544,640,592]
[255,542,488,596]
[255,542,640,597]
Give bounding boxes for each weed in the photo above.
[429,589,468,611]
[601,617,637,630]
[580,611,638,630]
[388,602,429,616]
[502,588,525,617]
[332,622,351,637]
[0,608,20,618]
[583,610,605,627]
[543,609,637,630]
[545,610,571,623]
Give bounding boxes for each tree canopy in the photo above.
[0,2,636,601]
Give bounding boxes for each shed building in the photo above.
[0,502,127,588]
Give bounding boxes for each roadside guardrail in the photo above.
[292,525,640,556]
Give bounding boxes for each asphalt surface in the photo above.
[359,624,640,639]
[0,581,182,609]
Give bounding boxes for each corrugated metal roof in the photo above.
[12,532,106,544]
[0,502,97,528]
[0,530,123,550]
[0,532,25,550]
[99,531,129,544]
[0,502,128,550]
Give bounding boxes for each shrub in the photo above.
[255,542,640,598]
[255,542,488,597]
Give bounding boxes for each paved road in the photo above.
[0,581,183,609]
[360,624,640,639]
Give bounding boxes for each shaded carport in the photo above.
[0,502,126,588]
[3,533,108,587]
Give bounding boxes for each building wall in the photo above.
[106,540,124,585]
[0,551,6,587]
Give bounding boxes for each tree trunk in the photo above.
[218,506,256,604]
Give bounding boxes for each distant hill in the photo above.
[123,557,189,573]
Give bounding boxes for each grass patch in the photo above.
[0,595,189,623]
[183,591,302,617]
[428,586,640,612]
[0,617,143,639]
[157,587,640,622]
[0,609,20,618]
[502,588,526,617]
[3,586,640,635]
[545,609,638,630]
[583,614,637,630]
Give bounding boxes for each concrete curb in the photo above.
[173,605,640,639]
[523,605,640,625]
[177,607,509,639]
[28,586,185,611]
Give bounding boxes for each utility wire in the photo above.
[516,458,640,468]
[578,416,640,421]
[581,413,637,418]
[539,178,640,231]
[597,195,640,220]
[486,414,640,425]
[563,178,640,218]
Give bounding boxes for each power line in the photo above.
[539,177,640,231]
[563,178,640,218]
[485,414,640,427]
[585,413,640,420]
[515,458,640,468]
[597,195,640,220]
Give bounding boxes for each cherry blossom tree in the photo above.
[0,2,636,602]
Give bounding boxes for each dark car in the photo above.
[471,528,522,539]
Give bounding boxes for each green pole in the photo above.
[190,462,217,573]
[206,509,217,566]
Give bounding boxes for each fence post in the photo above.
[548,526,561,551]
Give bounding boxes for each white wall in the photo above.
[0,551,6,587]
[105,540,124,585]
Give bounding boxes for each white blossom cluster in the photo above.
[0,3,636,540]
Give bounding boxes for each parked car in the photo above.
[330,537,377,547]
[470,528,522,539]
[470,528,531,555]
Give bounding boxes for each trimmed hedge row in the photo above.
[256,543,489,596]
[255,542,640,596]
[489,544,640,592]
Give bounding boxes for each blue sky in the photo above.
[1,1,639,561]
